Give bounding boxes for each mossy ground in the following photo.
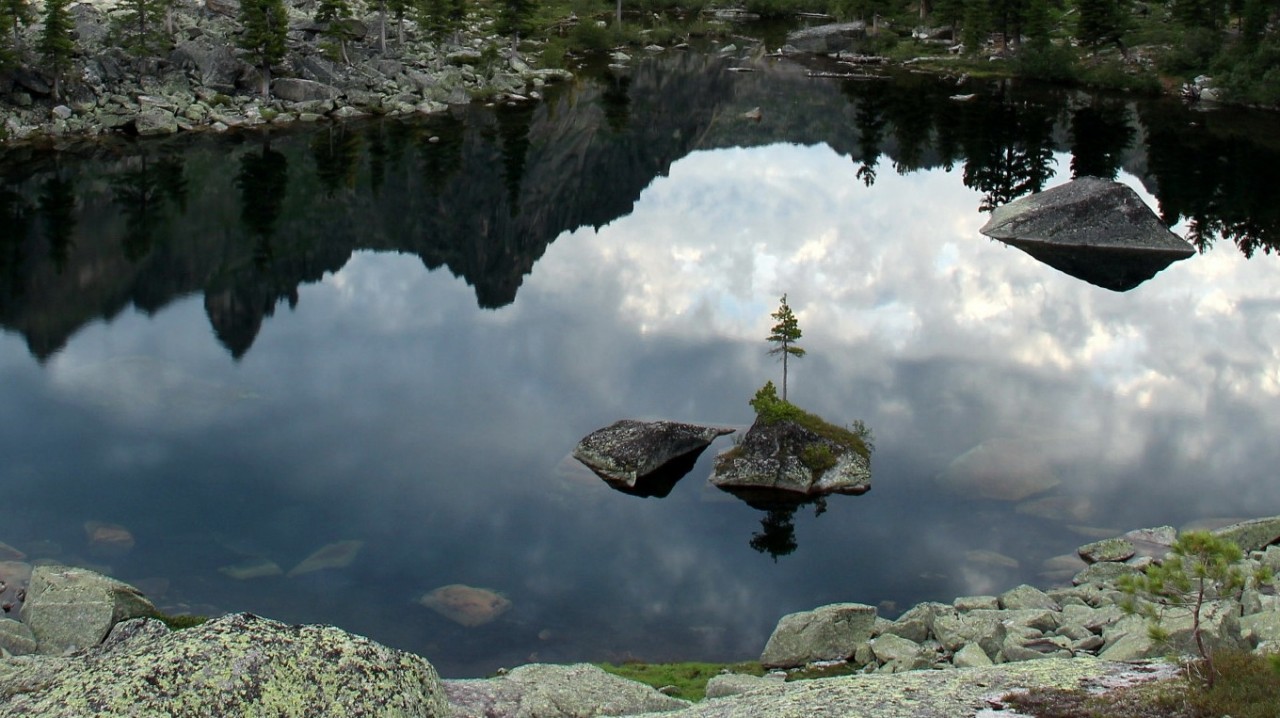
[595,661,767,701]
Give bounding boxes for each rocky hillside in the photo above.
[0,0,571,141]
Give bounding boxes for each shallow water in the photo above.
[1,50,1279,676]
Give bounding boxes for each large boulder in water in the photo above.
[0,613,451,717]
[979,177,1195,291]
[784,22,868,54]
[573,419,734,497]
[710,417,870,505]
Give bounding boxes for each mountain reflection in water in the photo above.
[1,50,1280,677]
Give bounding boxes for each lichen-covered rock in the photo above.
[573,419,734,496]
[1212,516,1280,553]
[445,663,689,717]
[881,602,949,643]
[0,613,450,717]
[931,611,1006,658]
[704,673,784,699]
[1072,561,1140,586]
[1077,537,1136,564]
[19,565,155,655]
[134,108,178,136]
[627,658,1177,718]
[760,603,877,668]
[951,642,993,668]
[0,618,36,656]
[870,634,930,672]
[998,584,1061,612]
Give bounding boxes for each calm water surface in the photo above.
[2,50,1280,676]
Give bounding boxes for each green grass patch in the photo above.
[596,661,766,701]
[749,382,873,461]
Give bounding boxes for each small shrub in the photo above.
[800,443,837,477]
[1158,26,1220,76]
[568,19,616,51]
[1014,42,1078,82]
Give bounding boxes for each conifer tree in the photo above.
[238,0,288,98]
[496,0,535,42]
[1,0,32,62]
[38,0,74,100]
[315,0,354,63]
[766,294,806,402]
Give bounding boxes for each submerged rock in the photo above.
[0,613,450,717]
[419,584,511,627]
[83,521,135,557]
[286,539,363,577]
[446,663,689,718]
[937,438,1058,502]
[979,177,1195,291]
[573,420,734,497]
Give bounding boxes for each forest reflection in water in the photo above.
[1,51,1280,677]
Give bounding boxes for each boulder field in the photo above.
[3,516,1280,717]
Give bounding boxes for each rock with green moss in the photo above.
[1211,516,1280,553]
[445,663,690,717]
[711,418,870,503]
[0,613,450,717]
[19,564,156,655]
[1076,537,1136,564]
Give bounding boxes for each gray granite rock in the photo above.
[628,659,1177,718]
[760,603,877,668]
[19,565,155,655]
[784,22,868,54]
[0,618,36,656]
[951,642,993,668]
[1213,516,1280,553]
[573,419,733,494]
[998,584,1060,612]
[704,672,784,699]
[0,613,449,717]
[445,663,689,717]
[711,418,870,502]
[1077,537,1137,564]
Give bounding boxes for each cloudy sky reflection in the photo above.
[3,138,1280,676]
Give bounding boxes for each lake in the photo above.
[2,48,1279,678]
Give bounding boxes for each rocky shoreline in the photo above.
[4,515,1280,716]
[0,0,574,144]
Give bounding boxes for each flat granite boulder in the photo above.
[573,419,734,497]
[19,564,156,655]
[760,603,877,668]
[629,658,1177,718]
[0,613,450,718]
[445,663,690,717]
[1212,516,1280,552]
[979,177,1195,291]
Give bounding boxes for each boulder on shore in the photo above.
[0,613,450,717]
[760,602,877,668]
[573,419,734,497]
[979,177,1195,291]
[19,564,155,655]
[445,663,690,718]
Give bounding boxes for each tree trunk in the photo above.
[615,0,621,27]
[378,0,387,54]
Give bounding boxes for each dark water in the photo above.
[2,50,1280,677]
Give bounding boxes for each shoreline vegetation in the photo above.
[0,0,1278,147]
[10,516,1280,717]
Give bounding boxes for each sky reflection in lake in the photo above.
[3,125,1280,677]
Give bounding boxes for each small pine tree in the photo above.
[117,0,173,54]
[766,294,806,402]
[496,0,535,41]
[238,0,288,98]
[1118,531,1271,689]
[315,0,354,63]
[38,0,74,100]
